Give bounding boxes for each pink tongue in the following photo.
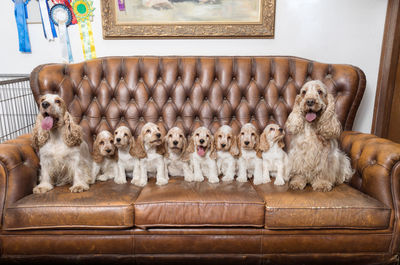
[197,146,206,157]
[41,116,54,130]
[306,112,317,122]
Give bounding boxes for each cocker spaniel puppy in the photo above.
[32,94,93,193]
[185,126,219,183]
[114,126,140,184]
[259,124,291,186]
[132,122,168,186]
[285,80,353,191]
[214,125,239,182]
[237,123,264,185]
[92,130,119,183]
[164,127,194,181]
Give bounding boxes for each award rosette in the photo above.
[38,0,57,40]
[50,4,73,63]
[13,0,31,53]
[72,0,96,60]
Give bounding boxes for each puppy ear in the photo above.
[317,93,342,139]
[129,136,136,157]
[209,135,216,159]
[111,148,119,161]
[181,135,187,158]
[31,114,49,150]
[163,134,169,158]
[92,139,104,164]
[255,133,262,158]
[133,134,147,159]
[236,136,242,157]
[182,135,194,161]
[62,112,83,147]
[229,135,239,157]
[259,131,270,152]
[156,139,166,156]
[285,94,304,134]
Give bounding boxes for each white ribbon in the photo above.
[38,0,56,40]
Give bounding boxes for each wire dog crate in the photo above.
[0,75,38,143]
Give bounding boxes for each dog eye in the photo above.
[270,128,274,131]
[124,133,128,137]
[195,133,199,137]
[227,136,231,140]
[251,132,255,136]
[179,135,183,138]
[110,140,114,144]
[146,129,151,134]
[241,132,244,136]
[100,141,104,145]
[169,134,172,138]
[55,99,61,104]
[206,135,209,138]
[318,90,323,95]
[301,90,306,95]
[218,135,222,138]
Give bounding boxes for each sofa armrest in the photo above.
[0,134,39,228]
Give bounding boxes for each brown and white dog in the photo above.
[132,122,168,186]
[92,130,119,183]
[185,126,219,183]
[259,124,291,185]
[164,127,194,181]
[32,94,93,193]
[285,80,353,191]
[236,123,264,185]
[214,125,239,182]
[114,126,140,184]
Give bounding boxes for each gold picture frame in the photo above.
[101,0,275,38]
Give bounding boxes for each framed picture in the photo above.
[101,0,275,38]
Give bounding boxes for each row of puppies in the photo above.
[93,122,290,187]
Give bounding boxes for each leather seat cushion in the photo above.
[3,180,142,230]
[254,183,391,229]
[134,177,265,228]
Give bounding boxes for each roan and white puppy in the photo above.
[32,94,93,193]
[114,126,140,184]
[185,126,219,183]
[259,124,291,185]
[214,125,239,182]
[92,130,119,183]
[164,127,194,181]
[237,123,265,185]
[132,122,168,186]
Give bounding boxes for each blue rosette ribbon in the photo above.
[13,0,31,53]
[50,4,73,63]
[38,0,57,40]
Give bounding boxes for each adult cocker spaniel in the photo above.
[32,94,93,193]
[285,80,353,191]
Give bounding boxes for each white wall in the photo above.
[0,0,388,133]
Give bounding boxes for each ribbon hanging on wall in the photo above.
[72,0,96,60]
[50,4,73,63]
[118,0,125,11]
[51,0,77,24]
[13,0,31,53]
[38,0,57,40]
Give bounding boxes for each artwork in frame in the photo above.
[101,0,275,38]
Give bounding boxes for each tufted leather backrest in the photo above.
[30,56,365,150]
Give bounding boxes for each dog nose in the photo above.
[173,140,178,145]
[306,99,315,107]
[106,149,111,153]
[199,139,205,144]
[156,133,161,138]
[116,138,121,142]
[244,141,250,145]
[221,143,226,148]
[279,128,283,133]
[41,101,50,109]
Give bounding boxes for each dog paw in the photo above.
[221,176,234,182]
[208,177,219,184]
[33,183,54,194]
[114,177,127,184]
[274,177,285,186]
[69,184,89,193]
[193,174,204,182]
[312,180,333,192]
[132,178,147,187]
[97,174,109,181]
[156,178,169,186]
[236,176,247,182]
[289,176,307,190]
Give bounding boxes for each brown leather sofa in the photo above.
[0,56,399,265]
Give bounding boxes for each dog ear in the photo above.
[163,134,169,158]
[180,134,187,158]
[182,135,194,161]
[285,94,305,135]
[92,138,104,164]
[156,139,166,156]
[31,114,50,151]
[209,135,216,159]
[317,93,342,140]
[259,130,270,153]
[129,136,136,157]
[132,133,147,159]
[236,136,242,158]
[255,132,262,158]
[62,112,83,147]
[278,139,285,149]
[229,134,240,157]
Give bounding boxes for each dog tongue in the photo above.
[197,146,206,157]
[306,112,317,122]
[41,116,54,130]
